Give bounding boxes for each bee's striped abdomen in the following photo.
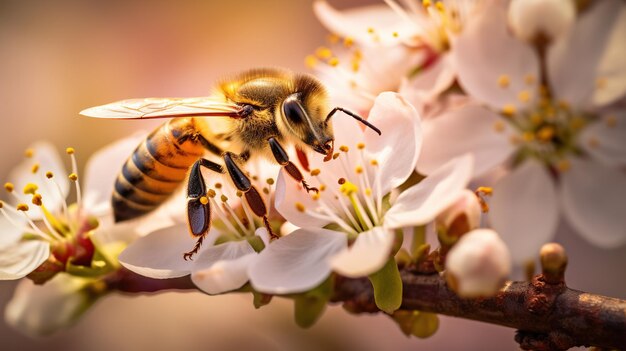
[113,118,205,222]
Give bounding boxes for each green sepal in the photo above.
[252,291,273,309]
[214,233,237,245]
[293,277,333,328]
[246,235,266,253]
[391,310,439,338]
[368,258,402,314]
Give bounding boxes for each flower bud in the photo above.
[508,0,576,42]
[5,274,99,336]
[445,229,511,298]
[436,189,482,241]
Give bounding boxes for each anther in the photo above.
[207,189,217,198]
[295,202,306,212]
[199,196,209,205]
[305,55,318,69]
[596,77,607,89]
[24,149,34,158]
[365,188,372,196]
[501,104,516,117]
[497,75,510,88]
[524,74,536,85]
[537,126,555,142]
[215,182,222,189]
[357,142,365,150]
[312,193,320,201]
[4,183,15,193]
[263,187,270,195]
[319,184,326,192]
[344,36,354,47]
[236,190,243,197]
[315,47,332,59]
[518,90,531,103]
[339,145,349,152]
[17,203,29,212]
[557,160,571,172]
[332,153,340,160]
[32,194,43,206]
[23,183,38,195]
[45,171,54,179]
[370,159,378,166]
[65,147,75,155]
[328,57,339,67]
[68,173,78,181]
[367,27,375,34]
[340,181,358,196]
[338,178,346,185]
[31,164,40,173]
[310,169,321,176]
[266,178,275,185]
[220,194,228,203]
[327,33,340,44]
[435,2,445,11]
[493,121,505,132]
[392,32,399,38]
[355,166,363,174]
[522,132,535,142]
[530,113,543,125]
[423,0,431,8]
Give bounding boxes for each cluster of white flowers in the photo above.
[1,0,624,337]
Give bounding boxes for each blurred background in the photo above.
[0,0,624,350]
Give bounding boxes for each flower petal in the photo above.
[399,53,456,106]
[5,274,93,336]
[330,227,394,277]
[386,154,473,229]
[248,228,346,294]
[364,92,422,195]
[8,142,68,219]
[592,6,626,106]
[191,240,257,295]
[560,158,626,248]
[547,0,622,107]
[118,224,196,279]
[0,214,27,248]
[0,240,50,280]
[452,2,539,111]
[82,133,147,217]
[489,160,559,264]
[313,0,417,46]
[417,104,515,177]
[579,114,626,167]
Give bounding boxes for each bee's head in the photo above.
[277,93,334,160]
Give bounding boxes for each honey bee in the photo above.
[81,68,380,260]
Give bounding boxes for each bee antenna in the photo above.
[325,107,382,135]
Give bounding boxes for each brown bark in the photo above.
[331,271,626,350]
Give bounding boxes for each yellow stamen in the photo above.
[352,49,362,60]
[65,147,75,155]
[263,187,270,195]
[315,47,332,59]
[24,149,34,158]
[327,33,340,44]
[357,142,365,150]
[68,173,78,181]
[23,183,39,195]
[524,74,536,85]
[215,183,222,189]
[207,189,217,198]
[199,196,209,205]
[522,131,535,142]
[530,113,543,126]
[365,188,372,196]
[367,27,375,34]
[310,169,321,176]
[332,153,340,160]
[266,178,275,185]
[435,2,445,11]
[370,159,378,166]
[497,75,510,88]
[4,183,14,192]
[45,171,54,179]
[31,163,40,173]
[518,90,531,103]
[339,145,349,152]
[328,57,339,67]
[351,61,360,72]
[305,55,318,69]
[423,0,432,7]
[557,160,571,172]
[355,166,363,174]
[537,126,555,142]
[493,121,505,133]
[502,104,516,117]
[17,203,29,211]
[476,186,493,196]
[344,36,354,47]
[569,117,586,131]
[312,193,320,201]
[236,190,243,197]
[392,31,399,38]
[340,181,359,196]
[338,178,346,185]
[319,184,327,192]
[220,194,228,203]
[295,202,305,212]
[596,77,607,89]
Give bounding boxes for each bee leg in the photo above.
[223,152,278,240]
[184,158,224,260]
[268,137,318,194]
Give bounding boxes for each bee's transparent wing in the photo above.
[80,97,241,119]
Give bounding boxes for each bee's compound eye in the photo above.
[282,98,306,125]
